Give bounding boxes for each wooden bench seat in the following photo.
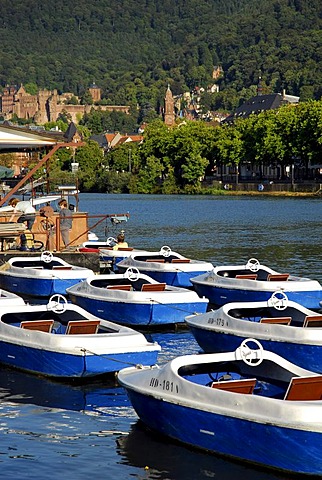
[145,259,165,263]
[260,317,292,325]
[284,375,322,401]
[141,283,166,292]
[235,274,258,280]
[211,378,256,394]
[117,247,133,251]
[24,266,44,270]
[66,320,100,335]
[267,273,290,281]
[106,284,132,291]
[171,258,191,263]
[303,315,322,328]
[20,319,54,333]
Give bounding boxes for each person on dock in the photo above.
[58,199,73,247]
[8,198,36,230]
[113,233,128,250]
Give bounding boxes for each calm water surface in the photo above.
[0,194,321,479]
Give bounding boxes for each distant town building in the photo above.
[163,85,175,126]
[88,82,101,103]
[212,66,223,80]
[223,90,300,124]
[0,84,130,124]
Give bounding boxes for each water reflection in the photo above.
[0,367,130,415]
[117,422,293,480]
[80,194,322,283]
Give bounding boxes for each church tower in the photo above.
[164,85,175,126]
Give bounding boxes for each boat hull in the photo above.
[192,283,322,310]
[117,267,207,288]
[0,339,159,378]
[124,389,322,476]
[189,327,322,373]
[0,274,88,297]
[68,293,207,326]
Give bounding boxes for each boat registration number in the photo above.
[149,377,179,393]
[207,316,226,326]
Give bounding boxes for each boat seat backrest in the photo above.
[171,258,191,263]
[303,315,322,328]
[145,259,165,263]
[267,273,290,281]
[65,320,100,335]
[260,317,292,325]
[23,266,44,269]
[52,266,73,270]
[20,319,54,333]
[211,378,256,394]
[106,284,132,291]
[141,283,166,292]
[284,375,322,401]
[235,274,258,280]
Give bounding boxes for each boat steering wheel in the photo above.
[41,251,53,263]
[160,245,171,257]
[47,294,68,313]
[107,236,117,245]
[125,267,140,281]
[239,338,263,366]
[246,258,260,272]
[268,291,288,311]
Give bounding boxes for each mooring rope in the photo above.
[78,347,149,368]
[147,298,202,316]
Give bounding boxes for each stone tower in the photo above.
[164,84,175,126]
[88,82,101,103]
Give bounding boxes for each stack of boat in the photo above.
[1,240,322,476]
[116,256,322,476]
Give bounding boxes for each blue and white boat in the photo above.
[118,340,322,476]
[0,295,160,379]
[80,237,148,271]
[0,288,25,306]
[191,257,322,309]
[0,251,94,297]
[67,267,208,327]
[186,292,322,372]
[117,246,213,287]
[99,247,149,272]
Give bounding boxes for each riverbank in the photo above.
[220,190,321,197]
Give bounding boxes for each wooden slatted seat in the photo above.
[52,266,73,270]
[25,266,44,270]
[235,274,258,280]
[141,283,166,292]
[117,247,133,251]
[260,317,292,325]
[145,259,165,263]
[284,375,322,401]
[211,378,256,394]
[267,273,290,281]
[171,258,191,263]
[66,320,100,335]
[303,315,322,328]
[106,284,132,291]
[20,319,54,333]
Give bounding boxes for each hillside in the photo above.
[1,0,322,111]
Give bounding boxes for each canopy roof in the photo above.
[0,124,57,151]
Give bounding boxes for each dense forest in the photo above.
[1,0,322,113]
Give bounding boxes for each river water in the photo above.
[0,193,321,479]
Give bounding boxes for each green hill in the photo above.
[1,0,322,111]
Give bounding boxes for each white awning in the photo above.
[0,125,57,150]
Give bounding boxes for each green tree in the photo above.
[74,140,104,191]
